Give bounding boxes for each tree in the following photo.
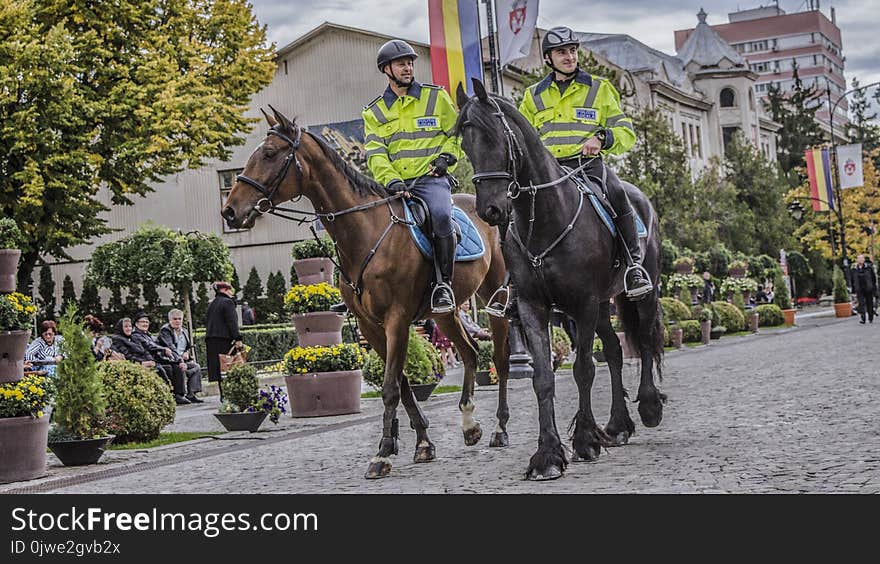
[142,283,161,321]
[124,285,141,317]
[193,283,210,329]
[78,277,102,318]
[844,77,880,170]
[1,1,276,290]
[59,274,77,316]
[38,264,56,320]
[263,271,287,323]
[230,266,242,301]
[763,61,825,179]
[243,267,263,308]
[107,287,124,319]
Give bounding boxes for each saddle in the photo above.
[563,166,648,239]
[403,197,485,262]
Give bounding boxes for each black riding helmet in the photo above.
[376,39,418,72]
[542,26,580,77]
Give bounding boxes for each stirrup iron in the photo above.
[623,264,653,298]
[485,285,510,318]
[430,282,455,314]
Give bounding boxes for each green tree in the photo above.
[242,267,263,307]
[263,271,287,322]
[59,274,77,316]
[107,287,123,319]
[1,0,276,290]
[124,285,141,316]
[763,61,825,179]
[193,282,210,328]
[142,282,161,320]
[78,277,103,318]
[38,264,56,320]
[55,306,106,439]
[230,266,242,300]
[844,77,880,170]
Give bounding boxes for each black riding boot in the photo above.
[431,234,456,313]
[615,210,653,300]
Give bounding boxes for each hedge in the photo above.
[755,304,784,327]
[679,320,702,343]
[98,361,176,443]
[660,297,691,323]
[711,302,746,333]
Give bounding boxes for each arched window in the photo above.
[720,87,737,107]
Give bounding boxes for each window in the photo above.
[750,61,769,73]
[695,125,703,159]
[720,87,737,108]
[722,126,739,152]
[218,169,249,233]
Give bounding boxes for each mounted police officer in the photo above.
[360,39,462,313]
[518,26,652,300]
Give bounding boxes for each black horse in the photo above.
[456,80,666,481]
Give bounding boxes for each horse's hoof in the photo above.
[606,431,630,446]
[571,443,601,462]
[364,458,392,479]
[489,431,509,448]
[463,424,483,446]
[638,401,663,428]
[413,443,436,463]
[527,465,563,481]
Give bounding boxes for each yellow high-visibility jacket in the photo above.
[362,81,460,187]
[519,70,635,160]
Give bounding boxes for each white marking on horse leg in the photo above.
[460,401,478,431]
[417,440,430,448]
[369,456,392,464]
[495,422,504,433]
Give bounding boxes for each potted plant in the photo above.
[720,277,758,304]
[284,343,365,416]
[695,305,713,344]
[0,373,54,483]
[709,325,726,340]
[668,273,703,304]
[476,340,494,386]
[0,218,22,293]
[728,260,749,278]
[832,265,852,318]
[673,256,695,275]
[773,272,795,325]
[363,329,445,400]
[48,308,114,466]
[214,364,287,432]
[291,236,336,285]
[284,282,344,347]
[551,326,571,371]
[660,297,689,349]
[0,292,37,384]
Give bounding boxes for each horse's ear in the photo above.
[261,108,278,128]
[268,104,294,132]
[472,78,488,102]
[456,82,469,108]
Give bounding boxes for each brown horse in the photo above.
[222,107,511,479]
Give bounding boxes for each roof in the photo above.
[674,9,841,50]
[676,9,746,69]
[275,22,429,60]
[577,32,692,91]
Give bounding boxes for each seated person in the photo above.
[25,320,64,377]
[131,311,190,405]
[458,302,490,341]
[84,314,111,361]
[110,317,164,374]
[158,308,204,403]
[753,285,770,305]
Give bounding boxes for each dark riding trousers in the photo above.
[405,175,454,238]
[559,157,629,215]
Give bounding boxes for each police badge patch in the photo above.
[575,108,598,121]
[415,117,439,128]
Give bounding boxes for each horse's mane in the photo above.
[456,94,550,160]
[305,129,390,198]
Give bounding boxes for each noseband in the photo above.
[235,126,304,214]
[469,97,526,199]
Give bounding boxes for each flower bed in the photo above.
[284,283,342,315]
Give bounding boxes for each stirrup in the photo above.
[623,264,653,299]
[485,285,510,318]
[430,282,455,314]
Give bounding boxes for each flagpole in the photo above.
[482,0,501,94]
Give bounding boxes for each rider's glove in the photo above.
[430,153,458,176]
[387,179,406,193]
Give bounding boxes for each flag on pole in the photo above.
[428,0,483,99]
[804,147,835,212]
[836,143,864,189]
[496,0,539,66]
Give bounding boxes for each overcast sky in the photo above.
[248,0,880,118]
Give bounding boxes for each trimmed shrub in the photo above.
[98,361,175,443]
[223,364,259,412]
[55,308,106,439]
[712,302,746,333]
[660,297,691,323]
[551,326,572,364]
[832,265,850,303]
[477,340,494,371]
[679,320,702,342]
[755,304,784,327]
[362,328,444,388]
[772,270,792,309]
[291,236,334,260]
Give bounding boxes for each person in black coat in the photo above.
[132,311,190,405]
[851,254,877,324]
[205,281,243,400]
[110,318,173,382]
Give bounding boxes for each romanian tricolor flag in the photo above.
[428,0,483,101]
[804,147,835,212]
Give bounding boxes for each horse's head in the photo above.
[456,79,528,227]
[222,106,307,229]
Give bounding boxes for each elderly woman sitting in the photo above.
[25,320,64,377]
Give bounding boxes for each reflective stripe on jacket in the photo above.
[518,70,635,159]
[362,81,460,186]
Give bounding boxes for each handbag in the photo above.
[218,343,247,373]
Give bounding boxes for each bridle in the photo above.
[235,126,304,215]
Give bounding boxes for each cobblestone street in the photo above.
[4,314,878,494]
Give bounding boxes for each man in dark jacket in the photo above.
[132,311,190,405]
[851,254,877,324]
[205,281,243,401]
[110,317,176,387]
[159,308,204,403]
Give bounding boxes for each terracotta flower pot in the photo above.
[615,331,639,359]
[285,370,361,417]
[292,311,344,347]
[749,312,759,333]
[0,414,49,484]
[0,249,21,293]
[671,327,684,349]
[48,436,115,466]
[0,330,31,384]
[293,258,335,286]
[729,267,746,279]
[834,302,852,318]
[782,309,796,326]
[700,320,711,344]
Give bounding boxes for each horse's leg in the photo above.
[435,313,482,446]
[488,315,510,447]
[518,298,567,481]
[595,301,635,446]
[632,294,667,427]
[364,317,410,479]
[359,318,435,464]
[568,300,611,462]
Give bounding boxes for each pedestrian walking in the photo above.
[851,254,876,324]
[205,281,243,400]
[699,271,714,304]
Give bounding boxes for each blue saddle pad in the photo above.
[403,203,486,262]
[589,193,648,238]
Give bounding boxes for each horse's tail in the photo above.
[617,295,664,382]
